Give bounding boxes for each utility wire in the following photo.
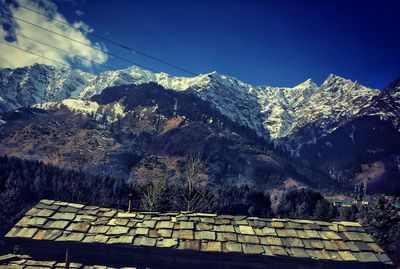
[0,39,68,67]
[14,32,120,71]
[1,10,162,74]
[14,2,197,76]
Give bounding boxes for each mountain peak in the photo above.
[293,78,318,90]
[326,73,347,81]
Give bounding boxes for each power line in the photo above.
[0,39,68,67]
[1,10,162,74]
[14,2,198,76]
[14,32,120,71]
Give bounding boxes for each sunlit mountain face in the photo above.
[0,64,399,194]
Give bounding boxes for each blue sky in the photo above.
[3,0,400,89]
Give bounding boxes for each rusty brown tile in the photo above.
[216,232,237,242]
[178,240,200,251]
[201,241,222,252]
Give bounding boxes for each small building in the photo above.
[333,200,354,207]
[1,199,393,269]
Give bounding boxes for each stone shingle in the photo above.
[222,242,242,253]
[238,225,255,235]
[14,228,38,239]
[261,236,282,246]
[156,238,178,248]
[338,251,357,261]
[106,226,130,235]
[89,225,110,234]
[238,235,259,244]
[176,230,194,240]
[156,221,174,229]
[36,209,54,218]
[55,232,85,242]
[135,228,149,236]
[270,246,287,256]
[134,236,157,247]
[289,247,310,258]
[107,236,134,244]
[271,221,284,228]
[178,240,200,251]
[196,223,213,231]
[66,223,91,233]
[216,232,237,242]
[331,240,350,251]
[194,231,215,241]
[142,220,157,229]
[353,252,380,263]
[242,244,264,255]
[179,221,194,230]
[201,241,222,252]
[287,237,304,248]
[157,229,173,238]
[34,229,63,241]
[51,212,76,221]
[213,225,235,233]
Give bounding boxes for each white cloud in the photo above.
[0,0,107,69]
[75,10,84,16]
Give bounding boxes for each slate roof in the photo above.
[4,200,393,267]
[0,254,126,269]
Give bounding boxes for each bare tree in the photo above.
[177,153,215,212]
[141,177,169,211]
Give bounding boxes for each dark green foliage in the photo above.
[0,155,130,247]
[359,196,400,265]
[314,199,339,221]
[214,183,273,217]
[339,204,359,222]
[276,188,338,221]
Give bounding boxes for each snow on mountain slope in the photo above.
[33,98,126,123]
[363,77,400,131]
[0,64,386,147]
[292,74,379,134]
[256,79,318,138]
[0,64,94,112]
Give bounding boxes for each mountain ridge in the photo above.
[0,64,383,146]
[0,65,399,193]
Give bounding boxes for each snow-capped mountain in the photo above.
[0,65,399,193]
[0,64,94,112]
[0,63,391,150]
[363,77,400,132]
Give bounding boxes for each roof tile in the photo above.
[289,247,310,258]
[242,244,264,255]
[216,232,237,242]
[134,236,157,247]
[201,241,222,252]
[194,231,215,241]
[66,223,90,233]
[238,235,259,244]
[270,246,287,256]
[156,238,178,248]
[237,225,255,235]
[353,252,380,263]
[107,236,134,244]
[176,230,194,240]
[222,242,242,253]
[338,251,357,261]
[106,226,130,235]
[271,221,284,228]
[178,240,200,251]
